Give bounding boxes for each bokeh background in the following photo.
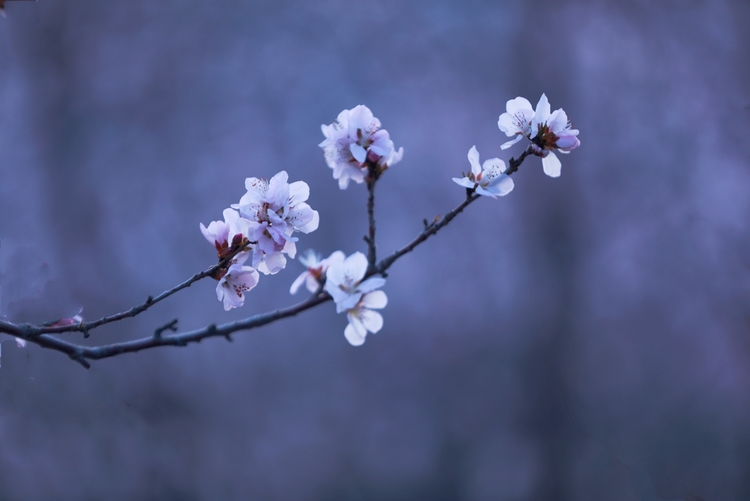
[1,0,749,499]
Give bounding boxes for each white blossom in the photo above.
[452,146,514,198]
[216,262,260,311]
[290,249,345,295]
[498,93,580,177]
[319,105,403,189]
[233,171,319,274]
[498,96,535,150]
[344,290,388,346]
[324,251,385,313]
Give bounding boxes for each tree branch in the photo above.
[32,241,251,336]
[0,146,534,366]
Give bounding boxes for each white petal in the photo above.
[297,210,319,234]
[344,322,366,346]
[506,96,533,114]
[467,146,481,176]
[542,152,562,177]
[336,292,362,313]
[497,113,519,136]
[359,309,383,334]
[262,252,287,274]
[474,186,497,199]
[555,135,580,151]
[350,143,367,163]
[305,275,319,293]
[343,252,368,282]
[453,177,476,189]
[290,272,308,295]
[288,180,310,204]
[547,108,568,133]
[486,175,514,197]
[500,135,523,150]
[531,93,551,133]
[361,290,387,309]
[358,276,386,293]
[325,250,346,266]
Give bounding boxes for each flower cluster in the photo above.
[322,252,387,346]
[200,171,319,310]
[498,94,580,177]
[197,96,577,343]
[319,105,403,189]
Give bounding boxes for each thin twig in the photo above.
[32,241,251,336]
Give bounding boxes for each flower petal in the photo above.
[361,290,388,309]
[453,177,476,189]
[350,143,367,163]
[344,322,366,346]
[542,151,562,177]
[359,309,383,333]
[290,272,308,295]
[500,135,523,150]
[467,146,481,176]
[358,276,386,293]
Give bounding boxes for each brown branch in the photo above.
[27,292,331,363]
[0,146,534,366]
[32,241,251,336]
[364,177,377,274]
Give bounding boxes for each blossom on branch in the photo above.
[319,105,404,189]
[233,171,319,275]
[324,252,386,313]
[344,290,387,346]
[324,251,388,345]
[498,96,535,150]
[498,93,580,177]
[200,208,251,262]
[290,249,345,295]
[452,146,514,198]
[216,262,260,311]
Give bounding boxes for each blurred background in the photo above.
[1,0,749,499]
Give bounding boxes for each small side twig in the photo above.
[153,318,179,339]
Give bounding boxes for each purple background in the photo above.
[1,1,750,499]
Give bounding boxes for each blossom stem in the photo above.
[365,177,377,274]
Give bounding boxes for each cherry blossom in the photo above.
[233,171,319,274]
[324,251,385,313]
[289,249,345,295]
[452,146,514,198]
[498,96,535,150]
[498,94,580,177]
[216,262,260,311]
[319,105,404,189]
[344,290,388,346]
[200,208,251,262]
